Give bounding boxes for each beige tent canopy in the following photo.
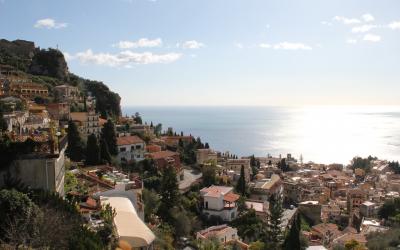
[100,196,155,248]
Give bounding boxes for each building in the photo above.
[347,189,367,213]
[100,196,155,249]
[196,225,249,249]
[46,102,70,121]
[54,84,81,102]
[310,223,343,246]
[196,148,218,165]
[224,158,252,182]
[147,150,183,180]
[299,201,322,225]
[96,176,145,220]
[161,135,193,147]
[252,174,283,201]
[0,135,67,196]
[8,82,49,98]
[70,109,100,137]
[360,201,377,218]
[116,135,146,163]
[200,185,240,221]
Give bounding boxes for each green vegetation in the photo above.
[86,133,101,165]
[283,213,308,250]
[100,137,112,164]
[202,163,217,187]
[378,198,400,225]
[350,155,377,172]
[250,155,260,178]
[29,48,69,80]
[101,119,118,156]
[366,227,400,250]
[265,195,284,249]
[0,135,39,170]
[83,78,121,118]
[230,209,265,242]
[158,165,180,223]
[0,188,110,249]
[66,120,85,162]
[235,165,247,196]
[388,161,400,174]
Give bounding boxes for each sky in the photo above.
[1,0,400,107]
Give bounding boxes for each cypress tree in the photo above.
[86,134,100,165]
[100,138,111,164]
[266,194,284,249]
[283,213,301,250]
[158,165,180,223]
[101,119,118,155]
[235,165,247,196]
[66,120,85,161]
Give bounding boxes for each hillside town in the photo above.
[1,43,400,250]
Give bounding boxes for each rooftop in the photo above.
[116,135,144,146]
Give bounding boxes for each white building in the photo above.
[116,135,146,163]
[360,201,377,218]
[197,225,240,245]
[100,196,155,249]
[200,185,240,221]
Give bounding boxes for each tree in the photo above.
[249,241,265,250]
[235,165,247,196]
[345,239,363,250]
[266,194,284,249]
[86,134,101,165]
[99,138,111,164]
[0,189,43,248]
[158,165,180,223]
[250,155,260,179]
[101,119,118,155]
[202,164,217,187]
[142,189,160,221]
[0,108,8,131]
[230,209,265,242]
[278,158,290,172]
[283,213,304,250]
[66,120,85,161]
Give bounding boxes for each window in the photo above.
[231,212,235,219]
[136,145,141,149]
[205,201,208,209]
[120,147,126,152]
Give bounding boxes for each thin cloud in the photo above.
[259,42,312,50]
[362,13,375,22]
[180,40,205,49]
[273,42,312,50]
[363,34,381,42]
[234,43,244,49]
[113,38,162,49]
[388,21,400,30]
[333,16,361,25]
[346,39,357,44]
[321,21,332,26]
[351,24,378,33]
[64,49,182,66]
[34,18,68,29]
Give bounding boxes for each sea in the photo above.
[122,106,400,165]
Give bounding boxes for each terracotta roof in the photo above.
[146,144,161,153]
[99,118,107,126]
[223,193,240,202]
[117,135,144,146]
[148,150,178,159]
[70,112,88,122]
